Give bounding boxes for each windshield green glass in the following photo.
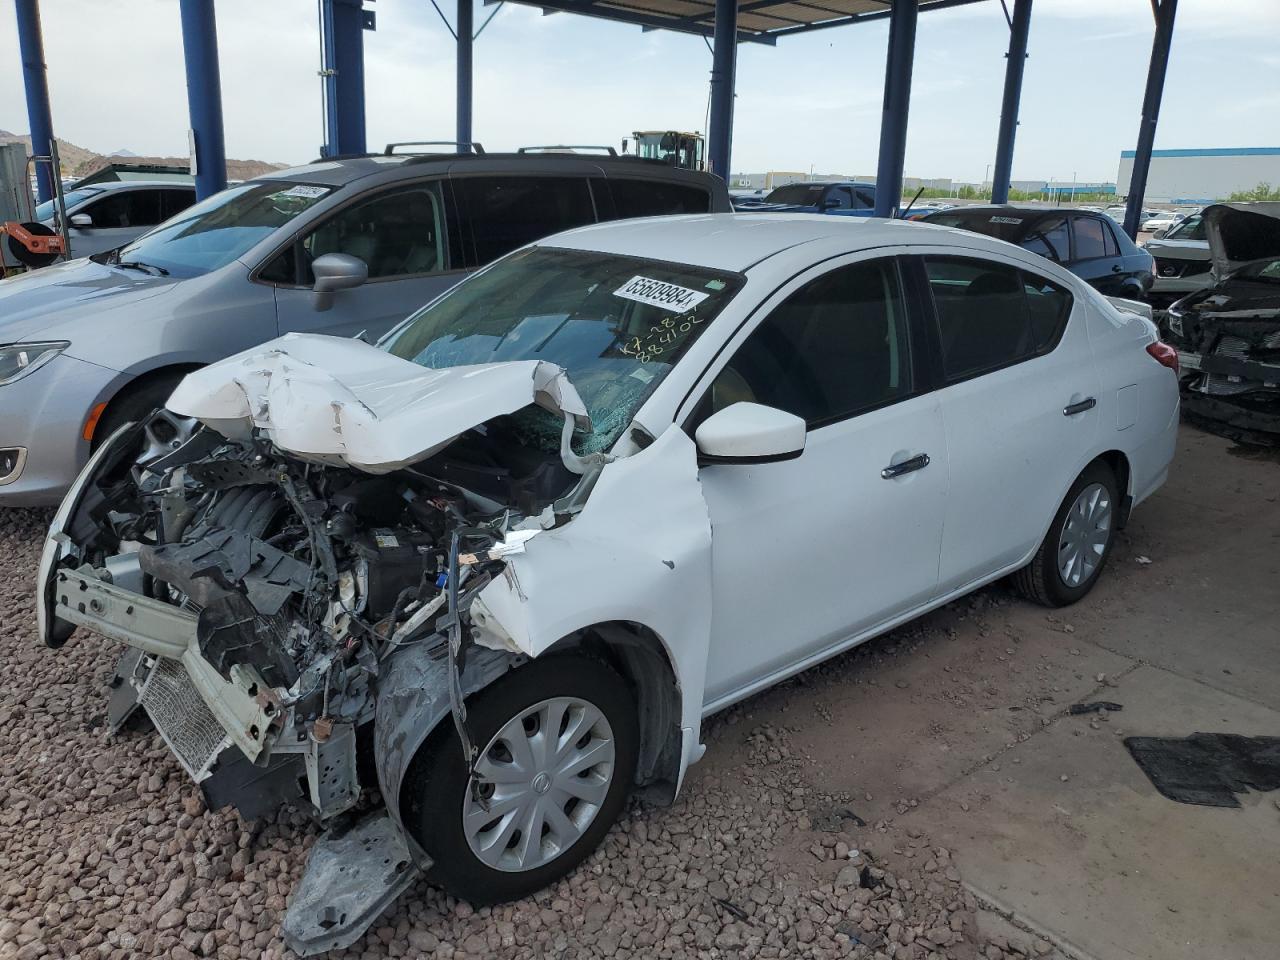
[1165,214,1205,241]
[381,246,743,453]
[35,187,103,221]
[108,180,334,278]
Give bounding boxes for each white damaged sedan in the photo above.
[36,214,1179,953]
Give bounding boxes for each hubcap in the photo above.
[462,696,615,873]
[1057,482,1112,588]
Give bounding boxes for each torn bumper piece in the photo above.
[280,811,425,957]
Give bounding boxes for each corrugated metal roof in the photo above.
[497,0,988,44]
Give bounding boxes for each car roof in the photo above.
[539,213,1023,273]
[253,151,719,189]
[74,179,193,192]
[930,205,1090,218]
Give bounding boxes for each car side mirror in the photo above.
[69,213,93,228]
[695,402,806,464]
[312,253,368,294]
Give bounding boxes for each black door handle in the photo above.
[881,453,930,479]
[1064,397,1097,416]
[1112,264,1123,273]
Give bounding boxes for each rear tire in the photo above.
[405,654,637,905]
[1013,460,1119,607]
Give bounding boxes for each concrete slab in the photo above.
[919,663,1280,960]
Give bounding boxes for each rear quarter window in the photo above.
[607,179,710,219]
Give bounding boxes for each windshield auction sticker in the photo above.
[613,276,710,314]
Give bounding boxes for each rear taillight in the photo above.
[1146,340,1179,375]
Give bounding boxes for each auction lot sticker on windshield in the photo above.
[614,276,710,314]
[990,216,1023,224]
[277,185,329,199]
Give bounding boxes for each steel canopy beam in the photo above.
[13,0,56,203]
[990,0,1031,205]
[1124,0,1177,239]
[707,0,737,180]
[320,0,370,157]
[179,0,228,200]
[457,0,474,147]
[873,0,917,218]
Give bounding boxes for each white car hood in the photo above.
[166,332,590,474]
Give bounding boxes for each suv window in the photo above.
[607,179,710,219]
[701,258,912,427]
[1020,216,1069,262]
[83,189,161,228]
[1072,216,1108,260]
[925,257,1073,380]
[160,188,196,220]
[301,182,446,282]
[457,176,596,266]
[853,188,875,209]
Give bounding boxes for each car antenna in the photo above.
[898,187,926,220]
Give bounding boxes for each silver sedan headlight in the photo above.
[0,341,69,386]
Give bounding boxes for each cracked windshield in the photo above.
[381,246,743,452]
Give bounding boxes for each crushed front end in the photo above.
[36,337,604,954]
[1166,286,1280,446]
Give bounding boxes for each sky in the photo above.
[1,0,1278,185]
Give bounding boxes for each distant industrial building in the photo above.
[731,171,953,192]
[1116,148,1280,203]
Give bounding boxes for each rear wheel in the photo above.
[1013,460,1119,607]
[405,654,637,905]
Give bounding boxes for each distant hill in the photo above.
[0,130,287,182]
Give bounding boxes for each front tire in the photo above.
[1014,460,1119,607]
[405,654,637,905]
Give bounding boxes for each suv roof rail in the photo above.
[384,141,485,156]
[309,152,377,163]
[517,145,618,156]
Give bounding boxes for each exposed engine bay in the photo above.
[46,402,589,810]
[37,334,712,955]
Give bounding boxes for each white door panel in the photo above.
[936,313,1099,592]
[701,392,947,705]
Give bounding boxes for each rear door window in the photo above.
[456,176,597,266]
[1020,217,1070,262]
[83,189,162,228]
[607,179,710,219]
[924,257,1073,381]
[160,188,196,220]
[1072,216,1108,261]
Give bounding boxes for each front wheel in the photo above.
[1013,460,1119,607]
[405,654,637,905]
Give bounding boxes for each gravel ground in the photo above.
[0,505,1061,960]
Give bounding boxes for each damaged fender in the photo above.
[373,642,520,864]
[469,425,714,789]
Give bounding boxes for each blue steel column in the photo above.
[457,0,473,147]
[14,0,56,203]
[1124,0,1178,239]
[178,0,227,200]
[873,0,918,218]
[323,0,368,156]
[990,0,1032,205]
[707,0,737,180]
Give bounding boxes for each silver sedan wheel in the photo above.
[1057,482,1112,588]
[462,696,615,873]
